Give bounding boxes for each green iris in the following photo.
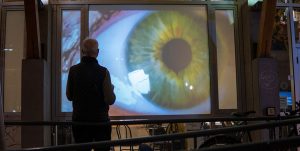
[126,11,210,109]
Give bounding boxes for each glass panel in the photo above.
[4,126,21,149]
[293,0,300,3]
[271,8,293,111]
[4,0,48,4]
[272,8,288,51]
[86,5,211,116]
[248,0,263,6]
[293,9,300,43]
[215,10,238,109]
[41,0,48,5]
[278,0,288,3]
[61,10,81,112]
[3,0,23,2]
[4,11,25,112]
[248,0,286,4]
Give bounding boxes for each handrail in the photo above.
[8,117,300,151]
[4,115,296,126]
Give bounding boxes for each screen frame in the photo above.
[52,1,244,121]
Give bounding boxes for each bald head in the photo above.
[81,38,99,58]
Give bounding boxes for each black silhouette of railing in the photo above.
[5,116,294,126]
[4,117,300,151]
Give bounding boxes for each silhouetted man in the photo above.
[66,38,115,151]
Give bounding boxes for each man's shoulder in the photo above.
[98,65,108,72]
[69,64,80,70]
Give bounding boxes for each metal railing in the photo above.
[197,135,300,151]
[4,117,300,151]
[4,116,293,126]
[5,116,289,148]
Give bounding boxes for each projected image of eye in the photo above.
[127,11,210,109]
[60,5,212,115]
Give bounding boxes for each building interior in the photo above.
[1,0,300,150]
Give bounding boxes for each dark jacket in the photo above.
[66,56,115,122]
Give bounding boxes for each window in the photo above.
[58,3,241,117]
[3,11,25,113]
[215,10,238,109]
[60,10,81,112]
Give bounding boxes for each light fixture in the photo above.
[3,48,13,52]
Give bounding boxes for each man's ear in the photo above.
[94,49,99,57]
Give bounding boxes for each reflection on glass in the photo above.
[87,5,212,116]
[210,0,234,1]
[293,9,300,43]
[248,0,264,6]
[272,8,288,50]
[215,10,237,109]
[249,0,286,4]
[4,11,25,112]
[4,0,23,2]
[278,0,288,3]
[293,0,300,3]
[271,8,292,108]
[61,10,81,112]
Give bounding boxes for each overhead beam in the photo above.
[24,0,41,59]
[257,0,277,58]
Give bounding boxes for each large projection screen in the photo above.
[61,5,212,117]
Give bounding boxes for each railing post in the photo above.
[0,92,6,151]
[55,125,58,146]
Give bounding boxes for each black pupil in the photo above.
[161,38,192,73]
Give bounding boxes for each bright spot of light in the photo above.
[3,48,13,51]
[128,69,150,94]
[215,121,222,126]
[189,85,193,90]
[248,0,259,6]
[41,0,48,5]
